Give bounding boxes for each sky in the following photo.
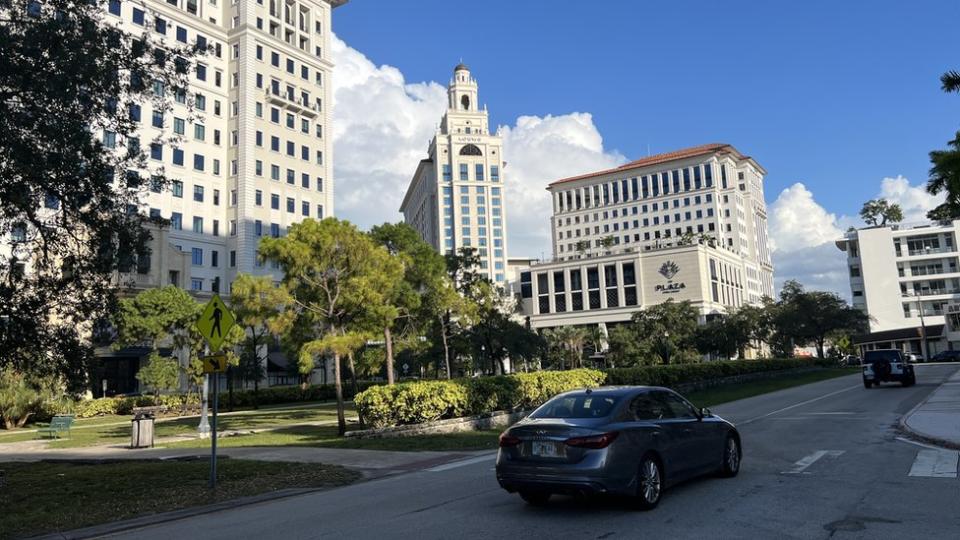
[328,0,960,299]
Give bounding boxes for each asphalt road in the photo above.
[103,364,960,540]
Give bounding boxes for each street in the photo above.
[97,364,960,540]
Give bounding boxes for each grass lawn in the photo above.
[684,367,860,408]
[0,402,356,448]
[0,459,360,538]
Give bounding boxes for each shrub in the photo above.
[355,369,606,428]
[604,358,834,387]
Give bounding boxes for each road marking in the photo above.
[908,449,959,478]
[741,384,861,425]
[782,450,845,474]
[427,453,496,472]
[802,412,856,415]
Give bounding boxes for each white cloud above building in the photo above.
[331,37,624,256]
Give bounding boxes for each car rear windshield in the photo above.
[530,394,620,419]
[864,350,903,363]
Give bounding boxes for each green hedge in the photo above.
[72,381,381,418]
[604,358,835,387]
[355,369,606,428]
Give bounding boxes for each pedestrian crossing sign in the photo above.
[196,294,236,352]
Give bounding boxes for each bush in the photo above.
[355,369,606,428]
[604,358,835,387]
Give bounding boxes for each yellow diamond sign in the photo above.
[202,354,228,374]
[196,294,236,352]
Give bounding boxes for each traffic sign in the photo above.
[202,354,227,374]
[196,294,236,351]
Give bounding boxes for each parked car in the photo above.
[930,350,960,363]
[495,386,741,510]
[862,349,916,388]
[840,355,861,367]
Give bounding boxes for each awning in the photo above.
[853,324,945,345]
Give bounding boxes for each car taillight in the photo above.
[499,433,521,447]
[565,432,619,449]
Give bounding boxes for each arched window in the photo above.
[459,144,482,156]
[461,95,470,110]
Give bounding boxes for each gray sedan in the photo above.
[495,386,741,509]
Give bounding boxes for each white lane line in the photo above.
[782,450,845,474]
[908,449,960,478]
[427,453,496,472]
[741,384,861,425]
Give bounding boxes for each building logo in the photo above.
[655,260,685,294]
[659,261,680,280]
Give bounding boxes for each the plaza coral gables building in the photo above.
[517,143,774,347]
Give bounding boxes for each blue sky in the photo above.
[330,0,960,296]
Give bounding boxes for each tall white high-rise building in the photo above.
[400,64,509,283]
[105,0,345,296]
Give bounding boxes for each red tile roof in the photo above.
[548,143,755,188]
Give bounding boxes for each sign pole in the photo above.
[210,369,218,489]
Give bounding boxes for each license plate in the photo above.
[532,441,562,458]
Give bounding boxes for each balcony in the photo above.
[899,246,955,257]
[264,90,319,118]
[902,289,960,298]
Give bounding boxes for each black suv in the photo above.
[862,349,916,388]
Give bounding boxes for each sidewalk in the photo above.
[901,368,960,449]
[0,441,486,478]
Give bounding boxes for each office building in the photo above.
[105,0,345,296]
[518,143,774,331]
[837,220,960,356]
[400,64,509,283]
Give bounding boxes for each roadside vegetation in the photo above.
[0,459,360,538]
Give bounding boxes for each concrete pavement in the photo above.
[901,367,960,448]
[0,442,483,479]
[76,363,960,540]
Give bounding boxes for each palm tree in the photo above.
[942,70,960,93]
[925,132,960,222]
[544,326,588,370]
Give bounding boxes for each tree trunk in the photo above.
[440,314,452,379]
[16,413,32,428]
[384,326,395,385]
[334,352,345,436]
[347,351,359,397]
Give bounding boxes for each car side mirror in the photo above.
[699,407,711,419]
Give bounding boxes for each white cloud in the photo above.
[767,182,851,298]
[768,183,845,253]
[876,175,942,223]
[331,35,447,227]
[500,114,626,257]
[331,36,625,257]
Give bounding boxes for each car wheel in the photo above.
[719,434,741,478]
[519,490,550,506]
[634,455,663,510]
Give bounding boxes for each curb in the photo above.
[26,486,332,540]
[896,370,960,451]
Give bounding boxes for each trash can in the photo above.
[130,410,156,449]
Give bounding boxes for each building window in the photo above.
[192,216,203,234]
[191,278,203,291]
[230,251,236,268]
[191,248,203,266]
[459,163,468,181]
